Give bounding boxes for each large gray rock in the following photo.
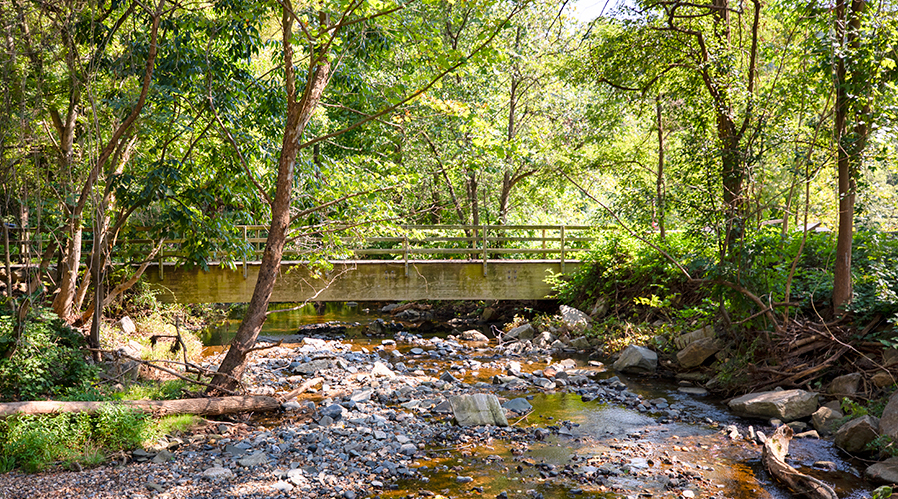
[811,406,844,436]
[506,323,535,341]
[569,336,591,350]
[880,390,898,440]
[676,337,722,368]
[612,345,657,374]
[559,305,590,333]
[118,316,137,335]
[674,326,714,350]
[460,329,489,342]
[828,373,863,397]
[727,389,818,422]
[534,331,556,349]
[449,393,508,427]
[865,457,898,484]
[834,415,880,453]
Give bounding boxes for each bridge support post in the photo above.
[158,238,164,281]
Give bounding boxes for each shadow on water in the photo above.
[200,302,385,346]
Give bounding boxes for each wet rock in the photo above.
[559,305,590,333]
[811,406,843,436]
[612,345,658,374]
[678,386,708,396]
[727,389,818,422]
[440,371,459,383]
[828,373,863,397]
[381,303,400,313]
[533,377,557,390]
[461,329,489,342]
[676,337,722,369]
[502,398,533,414]
[834,415,880,453]
[865,457,898,484]
[449,393,508,427]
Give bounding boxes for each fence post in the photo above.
[242,226,248,279]
[158,238,164,281]
[403,234,409,277]
[482,225,488,276]
[560,225,566,274]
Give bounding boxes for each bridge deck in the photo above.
[144,259,581,303]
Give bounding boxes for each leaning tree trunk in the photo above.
[208,6,331,395]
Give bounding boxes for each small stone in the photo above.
[201,466,234,481]
[271,481,294,492]
[145,482,164,492]
[237,453,269,467]
[456,476,474,483]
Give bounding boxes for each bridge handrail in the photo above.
[1,224,608,277]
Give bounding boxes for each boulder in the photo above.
[873,372,895,388]
[559,305,590,333]
[371,362,396,378]
[674,325,714,350]
[569,336,591,350]
[676,337,723,369]
[534,331,556,349]
[480,307,495,322]
[449,393,508,427]
[505,323,535,341]
[828,373,862,397]
[118,316,137,335]
[460,329,489,342]
[880,391,898,440]
[884,349,898,367]
[865,457,898,485]
[727,389,818,422]
[502,398,533,414]
[612,345,658,374]
[834,415,880,453]
[811,406,844,436]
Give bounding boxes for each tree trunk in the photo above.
[0,396,280,418]
[208,5,331,395]
[832,0,867,314]
[655,95,665,239]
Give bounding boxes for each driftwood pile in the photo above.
[745,316,894,394]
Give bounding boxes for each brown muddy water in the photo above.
[202,303,875,499]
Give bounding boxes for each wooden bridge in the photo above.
[4,224,601,303]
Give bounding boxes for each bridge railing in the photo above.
[1,224,608,278]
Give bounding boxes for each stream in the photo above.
[201,302,875,499]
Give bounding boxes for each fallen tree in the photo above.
[762,425,838,499]
[0,396,280,418]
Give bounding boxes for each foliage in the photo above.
[0,312,98,402]
[0,406,196,473]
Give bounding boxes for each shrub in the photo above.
[0,311,97,402]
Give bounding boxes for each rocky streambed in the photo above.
[0,317,879,499]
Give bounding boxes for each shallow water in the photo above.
[204,303,876,498]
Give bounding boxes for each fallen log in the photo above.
[762,425,838,499]
[278,376,324,402]
[0,396,280,418]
